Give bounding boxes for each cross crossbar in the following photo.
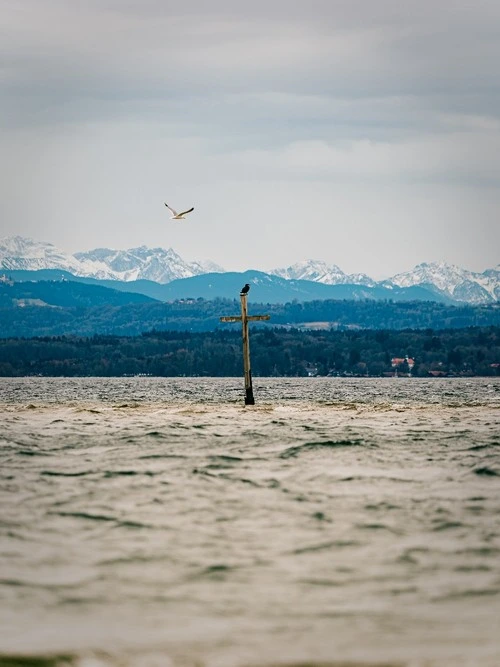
[219,292,270,405]
[220,315,270,322]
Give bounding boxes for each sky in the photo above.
[1,0,499,279]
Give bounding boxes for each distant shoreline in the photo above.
[0,327,499,379]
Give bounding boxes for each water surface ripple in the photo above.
[1,377,499,667]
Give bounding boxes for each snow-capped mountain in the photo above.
[384,262,500,304]
[0,237,224,283]
[270,260,376,287]
[73,246,224,283]
[1,237,498,304]
[0,236,112,277]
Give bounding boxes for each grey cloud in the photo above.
[1,0,499,277]
[2,0,499,132]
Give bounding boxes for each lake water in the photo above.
[1,377,499,667]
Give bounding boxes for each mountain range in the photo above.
[1,236,499,305]
[0,236,223,283]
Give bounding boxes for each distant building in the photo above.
[0,274,14,286]
[391,355,415,371]
[304,363,318,377]
[429,370,447,377]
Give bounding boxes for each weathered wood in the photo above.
[220,315,270,323]
[219,291,270,405]
[240,293,253,405]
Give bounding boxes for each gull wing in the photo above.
[165,203,178,216]
[178,207,194,217]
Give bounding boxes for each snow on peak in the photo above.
[190,259,225,275]
[0,235,92,275]
[0,236,223,284]
[1,237,498,303]
[386,261,499,303]
[271,260,344,282]
[74,245,196,282]
[270,259,375,286]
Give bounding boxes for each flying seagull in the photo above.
[164,203,194,219]
[240,283,250,295]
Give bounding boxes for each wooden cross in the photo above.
[220,288,270,405]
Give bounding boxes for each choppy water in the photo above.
[1,377,499,667]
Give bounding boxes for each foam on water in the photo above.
[1,377,499,666]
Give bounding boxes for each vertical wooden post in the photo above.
[240,292,254,405]
[219,290,269,406]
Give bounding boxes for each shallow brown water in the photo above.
[1,377,499,666]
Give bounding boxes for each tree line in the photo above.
[0,326,498,377]
[1,297,499,338]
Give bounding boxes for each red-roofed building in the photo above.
[391,356,415,370]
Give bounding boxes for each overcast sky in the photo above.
[1,0,499,278]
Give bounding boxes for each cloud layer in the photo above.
[1,0,499,276]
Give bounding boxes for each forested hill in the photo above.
[0,279,156,308]
[0,285,499,338]
[2,269,450,303]
[0,327,498,377]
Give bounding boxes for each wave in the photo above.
[279,439,363,458]
[291,540,360,554]
[41,470,92,477]
[137,453,188,459]
[474,466,500,477]
[0,654,74,666]
[431,521,467,531]
[103,470,156,478]
[356,522,402,534]
[207,454,244,462]
[468,441,500,451]
[47,511,152,530]
[50,511,117,522]
[434,587,500,601]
